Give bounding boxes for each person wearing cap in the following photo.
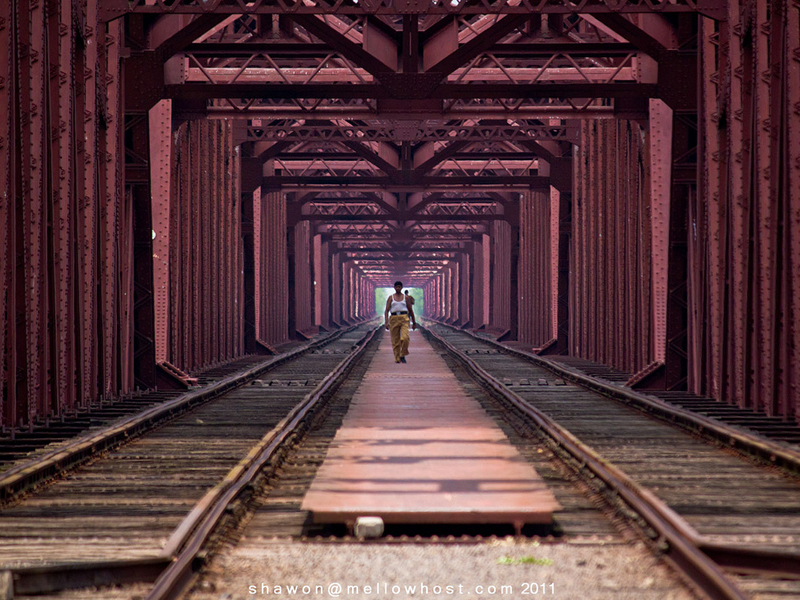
[384,281,417,363]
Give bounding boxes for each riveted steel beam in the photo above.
[165,81,658,101]
[98,0,728,22]
[243,122,579,143]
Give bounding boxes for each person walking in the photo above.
[403,289,415,309]
[384,281,416,363]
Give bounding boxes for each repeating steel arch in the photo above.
[1,0,799,431]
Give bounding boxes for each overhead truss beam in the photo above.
[100,0,726,21]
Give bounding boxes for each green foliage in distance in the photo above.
[375,287,424,317]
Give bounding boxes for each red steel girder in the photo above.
[262,174,550,189]
[184,41,640,58]
[166,81,658,101]
[243,121,579,143]
[98,0,727,21]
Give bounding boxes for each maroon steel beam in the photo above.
[341,141,399,175]
[590,15,667,59]
[99,0,728,21]
[242,121,579,143]
[165,82,659,101]
[425,14,534,76]
[155,15,230,59]
[288,15,395,81]
[263,175,550,188]
[413,141,471,176]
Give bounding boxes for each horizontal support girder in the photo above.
[168,82,658,102]
[100,0,726,21]
[264,175,549,189]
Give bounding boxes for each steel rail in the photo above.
[5,323,379,597]
[426,321,800,474]
[425,321,800,579]
[422,324,749,600]
[145,324,381,600]
[0,322,365,505]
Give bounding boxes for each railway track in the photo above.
[4,321,799,600]
[0,354,299,471]
[0,322,378,597]
[180,329,787,600]
[423,321,800,600]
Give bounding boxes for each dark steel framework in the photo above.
[2,0,799,432]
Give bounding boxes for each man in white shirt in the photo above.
[384,281,417,363]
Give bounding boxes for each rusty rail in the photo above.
[5,323,379,598]
[426,320,800,474]
[0,325,360,506]
[425,320,800,579]
[423,324,749,600]
[145,324,380,600]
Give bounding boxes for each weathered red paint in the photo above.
[1,0,133,431]
[692,0,800,421]
[489,220,512,336]
[158,119,244,375]
[3,2,800,432]
[518,189,555,348]
[255,189,290,347]
[571,119,657,376]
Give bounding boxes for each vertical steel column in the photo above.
[725,0,748,407]
[15,0,49,422]
[330,252,342,327]
[650,99,673,365]
[443,265,451,323]
[438,275,444,320]
[470,240,483,330]
[451,263,457,323]
[100,18,124,398]
[490,220,512,336]
[549,188,561,347]
[256,190,289,346]
[149,101,172,365]
[253,186,262,347]
[240,158,259,355]
[292,220,314,336]
[459,252,470,328]
[159,119,244,374]
[314,234,323,328]
[81,0,101,404]
[286,211,297,337]
[233,130,244,358]
[788,0,800,421]
[319,238,330,329]
[46,0,70,413]
[482,233,490,327]
[518,189,554,347]
[0,0,12,429]
[548,187,571,356]
[698,15,723,402]
[453,262,460,325]
[340,260,349,324]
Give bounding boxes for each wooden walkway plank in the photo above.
[302,331,561,527]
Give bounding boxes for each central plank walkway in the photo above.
[302,328,561,530]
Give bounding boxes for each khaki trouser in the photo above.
[389,314,410,362]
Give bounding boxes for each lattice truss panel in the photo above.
[141,7,669,288]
